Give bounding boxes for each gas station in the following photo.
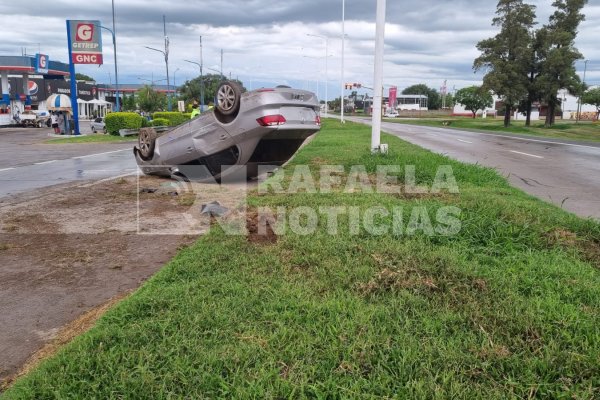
[0,55,71,126]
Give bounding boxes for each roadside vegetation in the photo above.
[45,134,136,144]
[6,120,599,398]
[384,117,600,143]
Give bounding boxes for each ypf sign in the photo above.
[67,20,103,65]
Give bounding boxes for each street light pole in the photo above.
[184,35,205,110]
[200,36,204,108]
[576,59,588,124]
[307,33,330,114]
[173,67,180,92]
[164,16,171,111]
[220,49,224,78]
[111,0,120,112]
[341,0,345,123]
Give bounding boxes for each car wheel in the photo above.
[92,127,96,133]
[138,128,157,160]
[216,81,242,116]
[103,128,107,134]
[37,121,42,128]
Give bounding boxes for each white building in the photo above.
[452,88,598,120]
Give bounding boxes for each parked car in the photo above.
[383,109,399,118]
[134,81,321,181]
[90,117,106,133]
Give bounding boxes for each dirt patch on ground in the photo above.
[0,175,250,388]
[246,209,278,245]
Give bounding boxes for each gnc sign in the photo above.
[67,20,103,65]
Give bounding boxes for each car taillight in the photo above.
[257,115,287,127]
[315,115,321,125]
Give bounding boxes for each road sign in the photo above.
[67,20,103,65]
[35,54,49,74]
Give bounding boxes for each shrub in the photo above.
[141,118,150,128]
[151,118,169,127]
[104,112,143,135]
[152,112,188,126]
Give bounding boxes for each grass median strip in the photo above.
[45,134,137,144]
[5,120,600,398]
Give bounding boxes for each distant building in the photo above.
[395,94,428,111]
[452,89,598,120]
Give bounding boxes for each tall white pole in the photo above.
[371,0,386,152]
[325,38,329,115]
[340,0,345,123]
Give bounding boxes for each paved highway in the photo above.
[349,117,600,220]
[0,125,137,198]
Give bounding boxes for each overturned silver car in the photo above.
[134,81,321,181]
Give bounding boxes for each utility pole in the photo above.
[576,59,588,124]
[164,15,171,111]
[111,0,120,112]
[220,49,224,78]
[145,16,171,111]
[200,36,204,109]
[184,36,205,110]
[371,0,386,153]
[340,0,346,123]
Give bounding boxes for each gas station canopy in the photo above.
[0,56,69,77]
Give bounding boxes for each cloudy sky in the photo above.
[1,0,598,100]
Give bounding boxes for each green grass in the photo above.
[5,120,600,399]
[45,134,137,144]
[384,117,600,143]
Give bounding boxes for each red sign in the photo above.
[71,53,103,64]
[389,86,398,108]
[75,23,95,42]
[68,20,103,65]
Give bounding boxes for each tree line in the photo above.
[473,0,588,127]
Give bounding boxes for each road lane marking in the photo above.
[509,150,544,159]
[0,167,15,173]
[456,139,472,144]
[34,160,57,165]
[72,149,130,159]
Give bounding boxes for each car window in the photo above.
[95,118,102,123]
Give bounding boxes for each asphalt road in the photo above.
[349,117,600,220]
[0,124,137,198]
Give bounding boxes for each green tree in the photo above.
[75,73,95,82]
[537,0,587,127]
[474,0,537,127]
[521,28,548,126]
[179,74,246,106]
[122,94,137,112]
[402,84,441,110]
[137,85,166,113]
[582,87,600,120]
[455,86,494,118]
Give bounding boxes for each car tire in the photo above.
[92,127,96,133]
[103,128,107,134]
[216,81,242,116]
[138,127,157,160]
